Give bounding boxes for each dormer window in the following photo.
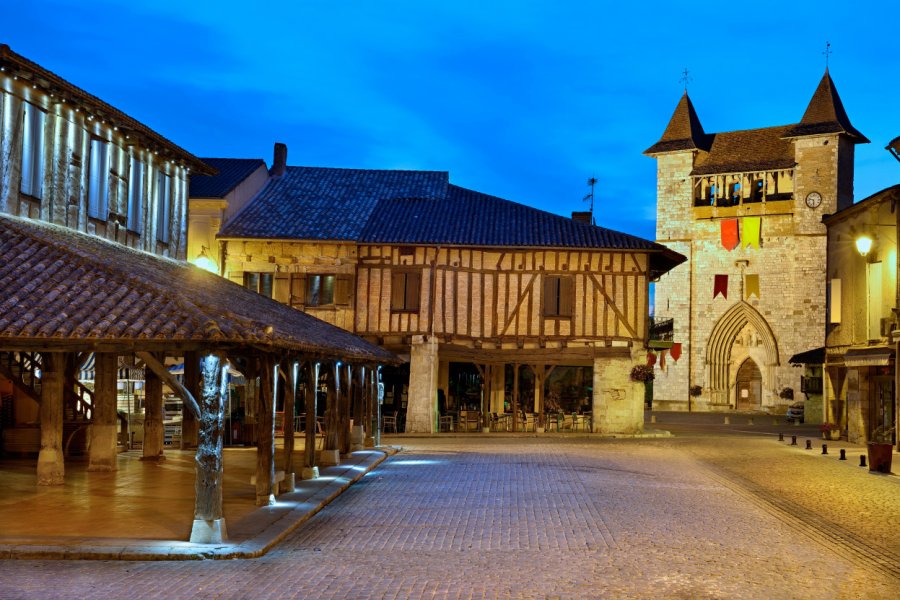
[20,102,46,199]
[87,138,110,220]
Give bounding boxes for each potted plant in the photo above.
[535,413,545,434]
[779,387,794,401]
[820,422,841,441]
[867,426,895,474]
[630,364,655,383]
[689,385,702,398]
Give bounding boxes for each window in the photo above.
[244,272,273,298]
[87,138,110,219]
[543,275,573,317]
[289,273,353,307]
[156,171,171,243]
[127,158,144,233]
[391,271,420,312]
[20,102,46,199]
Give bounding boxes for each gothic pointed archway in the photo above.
[706,301,779,406]
[735,358,762,410]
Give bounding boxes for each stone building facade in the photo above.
[647,71,868,412]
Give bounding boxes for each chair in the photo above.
[439,414,454,432]
[382,411,398,433]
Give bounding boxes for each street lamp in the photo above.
[855,235,873,257]
[193,245,218,274]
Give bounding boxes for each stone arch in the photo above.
[706,301,779,401]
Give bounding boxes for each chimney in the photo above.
[270,142,288,177]
[571,211,593,224]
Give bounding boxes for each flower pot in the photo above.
[867,442,894,474]
[536,426,545,434]
[829,430,842,441]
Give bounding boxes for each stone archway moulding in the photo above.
[706,301,779,393]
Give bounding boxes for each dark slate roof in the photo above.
[888,136,900,161]
[691,125,797,176]
[784,71,869,142]
[360,184,685,275]
[0,214,397,364]
[644,93,711,155]
[0,45,215,176]
[190,158,266,198]
[219,167,449,240]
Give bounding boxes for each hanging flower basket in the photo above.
[630,364,655,383]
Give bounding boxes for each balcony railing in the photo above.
[649,317,674,341]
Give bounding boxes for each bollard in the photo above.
[839,449,847,461]
[859,455,867,468]
[724,416,730,425]
[805,439,812,450]
[821,444,828,455]
[778,432,784,441]
[791,435,798,446]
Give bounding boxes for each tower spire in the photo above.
[822,41,832,70]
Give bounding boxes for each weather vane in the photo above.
[583,177,598,225]
[823,41,832,69]
[679,68,693,91]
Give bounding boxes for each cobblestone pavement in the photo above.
[1,432,898,599]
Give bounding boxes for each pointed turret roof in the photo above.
[644,92,711,155]
[784,70,869,142]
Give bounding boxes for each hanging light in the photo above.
[193,245,218,273]
[855,235,873,257]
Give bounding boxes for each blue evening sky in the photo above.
[4,1,898,241]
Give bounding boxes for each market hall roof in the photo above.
[189,158,267,198]
[219,166,449,240]
[0,44,215,176]
[0,213,397,364]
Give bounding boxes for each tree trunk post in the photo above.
[242,359,259,446]
[324,362,339,452]
[364,367,376,447]
[350,365,365,451]
[142,353,165,461]
[190,351,228,543]
[37,352,66,485]
[282,360,297,492]
[255,354,277,506]
[302,361,319,479]
[181,350,200,449]
[339,363,352,456]
[88,352,118,471]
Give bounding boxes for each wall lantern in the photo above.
[193,245,218,274]
[855,235,873,257]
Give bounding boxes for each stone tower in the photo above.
[646,70,868,411]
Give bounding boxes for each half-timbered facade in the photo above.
[215,146,684,434]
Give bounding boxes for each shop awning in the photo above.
[78,354,144,382]
[789,347,825,365]
[842,347,894,368]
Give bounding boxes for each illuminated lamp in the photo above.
[193,245,218,274]
[855,236,873,257]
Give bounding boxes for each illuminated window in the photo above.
[20,102,46,199]
[543,275,573,317]
[87,138,110,219]
[127,158,144,233]
[391,271,421,312]
[156,171,171,243]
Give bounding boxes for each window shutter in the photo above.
[543,276,559,316]
[559,277,574,317]
[335,276,353,305]
[291,274,307,306]
[391,272,406,310]
[406,272,421,310]
[273,273,290,303]
[829,278,841,324]
[127,158,144,233]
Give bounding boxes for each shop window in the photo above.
[244,272,273,298]
[391,271,421,312]
[20,102,46,199]
[543,275,573,318]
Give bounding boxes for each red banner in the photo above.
[721,219,739,251]
[659,349,667,370]
[714,274,728,299]
[647,352,657,366]
[670,343,682,362]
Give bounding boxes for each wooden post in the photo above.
[190,351,228,543]
[37,352,66,485]
[482,364,491,430]
[142,353,165,461]
[302,361,319,478]
[88,352,118,471]
[512,363,519,432]
[242,358,259,446]
[339,363,352,456]
[323,362,339,453]
[282,361,297,492]
[351,365,365,450]
[181,350,200,449]
[255,354,276,506]
[364,367,375,446]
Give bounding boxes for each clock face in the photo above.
[805,191,822,208]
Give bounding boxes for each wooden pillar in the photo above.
[351,365,365,451]
[481,364,490,430]
[242,359,259,446]
[282,361,297,492]
[255,354,276,506]
[302,361,319,478]
[142,354,165,461]
[190,351,227,543]
[364,367,375,446]
[323,362,339,453]
[512,363,519,432]
[88,352,118,471]
[37,353,66,485]
[181,351,200,449]
[339,363,352,456]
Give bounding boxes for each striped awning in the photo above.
[77,354,145,381]
[843,347,894,368]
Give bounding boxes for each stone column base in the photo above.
[190,518,227,544]
[301,466,320,480]
[283,472,296,493]
[318,449,340,465]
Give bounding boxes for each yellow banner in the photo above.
[745,274,760,299]
[742,217,761,249]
